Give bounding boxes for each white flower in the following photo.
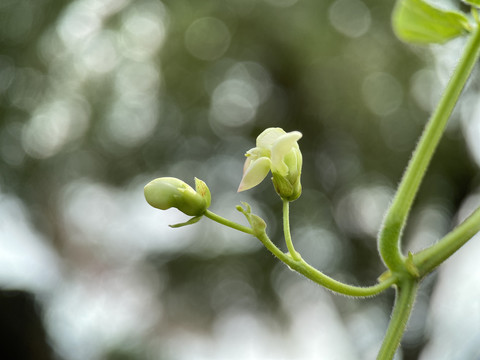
[238,127,303,200]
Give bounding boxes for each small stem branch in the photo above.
[377,278,418,360]
[204,210,254,235]
[413,205,480,276]
[283,200,301,260]
[378,26,480,273]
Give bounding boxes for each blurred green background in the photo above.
[1,0,480,359]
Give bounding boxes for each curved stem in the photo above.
[377,278,418,360]
[413,205,480,276]
[256,231,396,297]
[378,26,480,273]
[204,210,254,235]
[205,209,395,297]
[283,200,301,260]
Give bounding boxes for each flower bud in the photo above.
[144,177,210,216]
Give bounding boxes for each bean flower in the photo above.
[238,127,303,201]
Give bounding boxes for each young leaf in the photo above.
[392,0,471,44]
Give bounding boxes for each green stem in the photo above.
[204,210,254,235]
[413,205,480,276]
[256,231,396,297]
[205,209,395,297]
[378,26,480,273]
[283,200,301,260]
[377,278,418,360]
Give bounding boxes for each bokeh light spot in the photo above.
[22,97,90,159]
[362,72,403,116]
[208,62,272,135]
[185,17,231,61]
[462,99,480,168]
[335,182,393,237]
[104,61,161,148]
[56,1,101,49]
[78,30,118,74]
[329,0,371,38]
[210,79,259,128]
[104,100,159,148]
[410,68,439,112]
[119,1,168,60]
[0,194,61,294]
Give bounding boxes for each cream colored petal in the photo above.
[237,157,271,192]
[271,131,302,175]
[243,156,253,174]
[256,127,286,149]
[246,146,267,159]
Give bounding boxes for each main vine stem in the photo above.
[378,24,480,273]
[377,23,480,359]
[377,278,418,360]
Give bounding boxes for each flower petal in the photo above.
[238,157,271,192]
[271,131,302,175]
[256,128,286,148]
[245,146,267,160]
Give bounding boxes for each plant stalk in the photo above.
[205,210,254,235]
[378,25,480,273]
[205,208,396,297]
[413,205,480,276]
[377,278,418,360]
[256,231,397,297]
[283,199,301,260]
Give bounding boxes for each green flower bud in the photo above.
[144,177,210,216]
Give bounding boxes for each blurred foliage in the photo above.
[1,0,479,359]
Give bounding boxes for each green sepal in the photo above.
[392,0,472,45]
[195,177,211,208]
[271,173,301,202]
[169,215,203,228]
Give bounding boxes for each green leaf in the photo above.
[392,0,471,45]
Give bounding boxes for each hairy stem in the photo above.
[204,210,254,235]
[378,25,480,273]
[283,200,301,260]
[413,205,480,276]
[377,278,418,360]
[255,231,396,297]
[205,209,395,297]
